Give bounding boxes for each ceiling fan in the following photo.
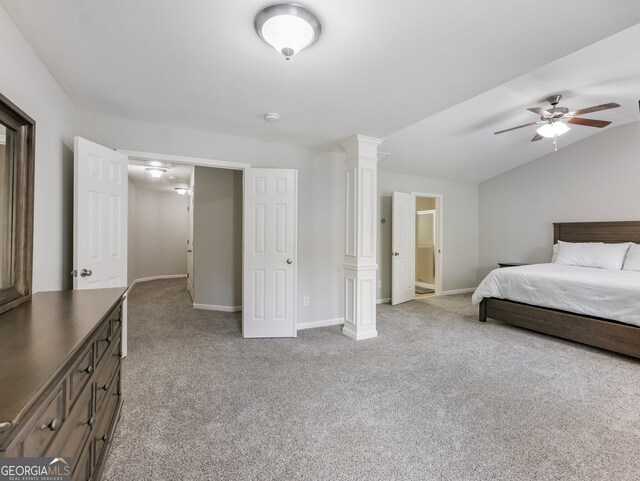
[494,94,620,149]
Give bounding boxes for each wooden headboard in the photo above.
[554,221,640,244]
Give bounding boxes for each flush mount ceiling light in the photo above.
[174,187,189,196]
[146,168,167,179]
[255,3,322,60]
[536,121,571,138]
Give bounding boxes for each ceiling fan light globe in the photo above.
[537,122,570,138]
[261,14,315,58]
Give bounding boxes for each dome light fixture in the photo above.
[536,121,570,138]
[255,3,322,60]
[146,167,167,179]
[174,187,189,196]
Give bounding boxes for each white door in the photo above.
[392,191,416,305]
[243,168,297,338]
[73,137,129,355]
[186,190,194,299]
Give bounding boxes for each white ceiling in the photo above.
[128,163,192,194]
[381,24,640,182]
[2,0,640,157]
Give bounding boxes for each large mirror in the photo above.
[0,93,34,315]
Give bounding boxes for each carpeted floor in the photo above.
[103,279,640,481]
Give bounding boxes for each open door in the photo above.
[243,168,297,338]
[186,189,194,300]
[392,191,415,305]
[73,137,129,352]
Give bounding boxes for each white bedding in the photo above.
[472,263,640,327]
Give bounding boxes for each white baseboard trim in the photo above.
[376,298,391,304]
[193,303,242,313]
[297,317,344,330]
[442,287,476,295]
[127,274,187,295]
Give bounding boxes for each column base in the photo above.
[342,324,377,341]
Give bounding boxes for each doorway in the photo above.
[391,191,442,305]
[415,196,440,298]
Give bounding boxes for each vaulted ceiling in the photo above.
[2,0,640,181]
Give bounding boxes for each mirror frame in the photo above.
[0,93,34,315]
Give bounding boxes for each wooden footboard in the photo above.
[480,297,640,359]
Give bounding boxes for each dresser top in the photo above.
[0,288,125,427]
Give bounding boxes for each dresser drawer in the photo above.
[21,384,66,456]
[95,337,121,412]
[94,319,113,371]
[93,369,121,471]
[68,346,94,410]
[48,387,92,461]
[73,438,92,481]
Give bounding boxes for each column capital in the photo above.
[340,135,385,161]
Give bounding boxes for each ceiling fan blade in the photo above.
[566,117,611,128]
[527,107,552,117]
[567,102,620,116]
[494,121,540,135]
[531,133,543,142]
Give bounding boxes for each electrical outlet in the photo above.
[303,296,310,306]
[377,280,382,288]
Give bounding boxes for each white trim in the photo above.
[297,317,344,330]
[376,298,391,304]
[442,287,476,295]
[117,149,250,170]
[126,274,187,295]
[342,323,377,340]
[193,303,242,312]
[412,192,444,296]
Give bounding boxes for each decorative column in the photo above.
[342,135,383,340]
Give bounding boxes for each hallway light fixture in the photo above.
[174,187,189,196]
[146,167,167,178]
[255,3,322,60]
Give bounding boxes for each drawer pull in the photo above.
[79,364,93,374]
[103,335,112,345]
[99,383,109,392]
[83,417,94,428]
[41,418,60,431]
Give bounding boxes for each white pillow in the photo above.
[551,243,559,263]
[554,241,630,270]
[622,243,640,271]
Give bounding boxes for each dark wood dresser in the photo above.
[0,288,126,481]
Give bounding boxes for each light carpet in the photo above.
[103,279,640,481]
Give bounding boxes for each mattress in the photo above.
[472,263,640,327]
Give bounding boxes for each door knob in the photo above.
[393,252,400,256]
[80,269,92,277]
[286,259,293,264]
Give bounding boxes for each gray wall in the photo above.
[192,167,242,308]
[378,171,479,296]
[128,185,188,283]
[478,122,640,280]
[0,5,76,292]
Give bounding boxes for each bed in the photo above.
[475,221,640,359]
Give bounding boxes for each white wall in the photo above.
[76,110,345,326]
[0,5,76,292]
[192,167,242,309]
[128,185,188,282]
[378,171,479,298]
[479,122,640,279]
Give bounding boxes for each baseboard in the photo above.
[193,303,242,313]
[442,287,476,295]
[297,317,344,330]
[376,298,391,304]
[127,274,187,294]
